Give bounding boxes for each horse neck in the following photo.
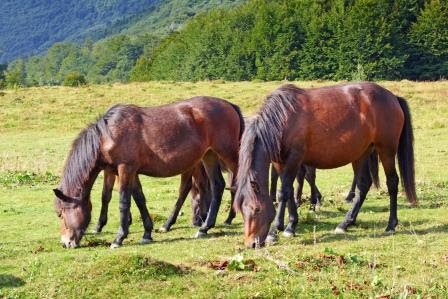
[61,166,101,202]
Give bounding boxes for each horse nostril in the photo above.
[252,242,256,249]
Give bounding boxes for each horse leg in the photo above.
[111,164,135,248]
[93,170,115,233]
[224,172,236,225]
[131,176,153,244]
[378,151,399,233]
[160,170,193,232]
[196,152,225,237]
[310,169,323,206]
[295,166,305,207]
[270,164,279,202]
[304,166,321,210]
[345,176,357,203]
[335,155,373,233]
[267,162,300,243]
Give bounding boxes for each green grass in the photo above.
[1,81,448,298]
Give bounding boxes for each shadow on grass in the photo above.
[305,221,448,245]
[0,274,25,288]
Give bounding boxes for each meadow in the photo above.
[0,80,447,298]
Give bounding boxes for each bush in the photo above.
[63,71,87,87]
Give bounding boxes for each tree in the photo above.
[5,59,26,88]
[406,0,448,79]
[63,71,87,87]
[0,64,7,89]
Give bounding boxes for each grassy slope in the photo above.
[0,81,447,298]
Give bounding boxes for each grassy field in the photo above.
[0,81,447,298]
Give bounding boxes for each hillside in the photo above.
[0,0,159,63]
[0,0,243,63]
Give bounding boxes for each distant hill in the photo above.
[0,0,243,63]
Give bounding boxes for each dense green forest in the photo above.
[137,0,447,81]
[1,0,447,88]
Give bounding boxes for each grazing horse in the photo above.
[53,97,244,248]
[234,83,416,248]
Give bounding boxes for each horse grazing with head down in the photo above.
[235,83,416,248]
[54,97,244,248]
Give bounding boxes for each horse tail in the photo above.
[397,97,417,204]
[228,102,245,140]
[368,150,380,188]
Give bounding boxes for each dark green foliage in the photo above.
[136,0,441,81]
[5,0,447,84]
[5,59,26,88]
[406,0,448,80]
[0,64,6,89]
[63,72,87,87]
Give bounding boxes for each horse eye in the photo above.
[253,206,261,214]
[250,181,260,193]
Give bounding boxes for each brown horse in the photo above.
[54,97,244,248]
[234,83,416,248]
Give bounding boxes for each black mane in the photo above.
[60,105,126,195]
[235,84,301,210]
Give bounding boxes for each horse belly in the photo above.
[302,123,373,169]
[138,135,207,177]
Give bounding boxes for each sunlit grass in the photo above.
[0,80,447,298]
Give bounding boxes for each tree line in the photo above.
[1,0,447,88]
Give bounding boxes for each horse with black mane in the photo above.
[54,97,244,248]
[234,82,416,248]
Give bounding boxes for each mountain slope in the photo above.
[0,0,159,63]
[0,0,243,64]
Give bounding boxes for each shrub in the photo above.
[63,71,87,87]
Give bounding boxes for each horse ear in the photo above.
[53,189,68,201]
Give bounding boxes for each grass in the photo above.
[0,80,448,298]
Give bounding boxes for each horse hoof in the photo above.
[334,227,347,234]
[110,243,121,249]
[283,230,295,238]
[140,238,153,245]
[158,227,168,233]
[223,220,232,226]
[91,229,100,234]
[194,231,207,238]
[385,228,395,234]
[265,234,277,245]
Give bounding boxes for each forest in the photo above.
[0,0,447,88]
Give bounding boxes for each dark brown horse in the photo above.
[235,83,416,248]
[54,97,244,248]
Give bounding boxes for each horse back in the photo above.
[287,83,403,168]
[99,98,241,176]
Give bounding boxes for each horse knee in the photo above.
[386,172,399,193]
